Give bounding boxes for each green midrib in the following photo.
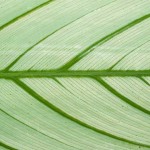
[0,70,150,78]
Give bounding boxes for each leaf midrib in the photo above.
[0,70,150,78]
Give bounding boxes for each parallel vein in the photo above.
[11,78,150,148]
[0,109,77,149]
[93,77,150,115]
[1,1,150,149]
[4,1,115,71]
[0,0,54,31]
[108,40,150,70]
[59,14,150,70]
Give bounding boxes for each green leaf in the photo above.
[0,0,150,150]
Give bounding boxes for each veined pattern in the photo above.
[0,0,150,149]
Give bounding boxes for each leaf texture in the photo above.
[0,0,150,150]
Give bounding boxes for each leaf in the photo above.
[0,0,150,150]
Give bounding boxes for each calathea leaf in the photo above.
[0,0,150,149]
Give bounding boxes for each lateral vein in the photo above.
[59,14,150,70]
[0,0,54,31]
[93,77,150,115]
[4,1,116,71]
[12,79,150,148]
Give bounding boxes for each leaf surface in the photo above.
[0,0,150,150]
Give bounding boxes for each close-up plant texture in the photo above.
[0,0,150,150]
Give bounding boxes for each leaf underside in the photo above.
[0,0,150,150]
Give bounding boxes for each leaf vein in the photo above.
[59,14,150,70]
[0,109,80,150]
[11,78,150,147]
[0,0,54,31]
[93,77,150,115]
[0,70,150,78]
[4,1,116,71]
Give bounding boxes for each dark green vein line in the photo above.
[0,141,16,150]
[0,109,79,150]
[53,78,87,104]
[93,77,150,115]
[4,1,116,71]
[53,78,76,95]
[0,0,54,31]
[12,78,150,148]
[53,78,67,88]
[0,70,150,78]
[108,40,150,70]
[139,77,150,86]
[59,14,150,70]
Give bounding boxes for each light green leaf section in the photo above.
[8,0,150,71]
[0,0,50,28]
[103,77,150,110]
[144,77,150,85]
[21,77,150,144]
[0,110,77,150]
[1,79,145,150]
[0,0,114,70]
[0,0,150,150]
[70,19,150,70]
